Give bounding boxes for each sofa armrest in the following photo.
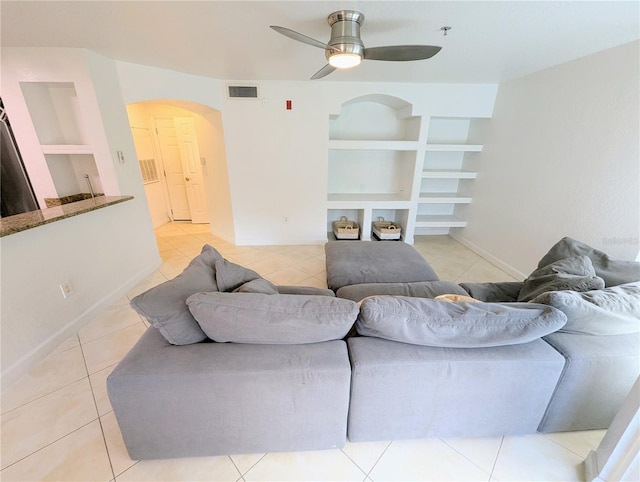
[460,281,524,302]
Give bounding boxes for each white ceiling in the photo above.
[2,1,638,83]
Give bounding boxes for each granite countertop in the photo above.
[0,195,134,237]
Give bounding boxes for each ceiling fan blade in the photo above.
[310,64,336,80]
[363,45,442,61]
[270,25,334,51]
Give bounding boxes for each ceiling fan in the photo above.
[270,10,442,80]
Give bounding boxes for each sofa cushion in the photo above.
[277,285,335,297]
[533,282,640,335]
[460,282,524,302]
[130,245,222,345]
[336,280,467,302]
[356,296,567,348]
[518,256,605,302]
[187,292,359,344]
[325,241,439,291]
[215,258,262,292]
[537,237,640,287]
[233,278,279,294]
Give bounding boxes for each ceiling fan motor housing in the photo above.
[325,10,365,60]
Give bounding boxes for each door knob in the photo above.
[185,177,190,181]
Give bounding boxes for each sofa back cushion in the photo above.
[187,292,359,344]
[130,245,222,345]
[538,237,640,287]
[518,256,605,302]
[356,296,567,348]
[533,282,640,335]
[336,281,467,302]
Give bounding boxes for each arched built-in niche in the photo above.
[326,93,483,242]
[327,94,421,242]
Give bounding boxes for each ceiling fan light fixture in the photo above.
[328,52,361,69]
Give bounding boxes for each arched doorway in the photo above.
[125,100,235,242]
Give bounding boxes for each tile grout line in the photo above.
[439,438,497,479]
[488,435,505,481]
[78,331,117,482]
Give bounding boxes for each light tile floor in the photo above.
[1,222,605,481]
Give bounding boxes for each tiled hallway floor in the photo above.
[1,222,605,481]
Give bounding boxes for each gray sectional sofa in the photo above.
[108,237,640,460]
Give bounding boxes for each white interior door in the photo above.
[154,117,191,221]
[174,117,209,223]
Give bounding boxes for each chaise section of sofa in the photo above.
[347,336,565,442]
[107,327,352,459]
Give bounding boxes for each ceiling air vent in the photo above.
[228,85,258,99]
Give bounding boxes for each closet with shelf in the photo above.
[326,97,484,242]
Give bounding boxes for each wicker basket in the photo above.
[332,216,359,240]
[372,217,402,240]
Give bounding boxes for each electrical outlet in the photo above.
[283,217,289,224]
[59,282,74,299]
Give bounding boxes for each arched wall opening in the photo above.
[125,99,235,243]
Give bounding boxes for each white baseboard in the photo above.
[1,258,161,391]
[450,233,528,281]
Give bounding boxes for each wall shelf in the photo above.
[421,170,477,179]
[415,215,467,228]
[418,194,472,204]
[424,144,483,152]
[327,99,486,242]
[41,144,93,155]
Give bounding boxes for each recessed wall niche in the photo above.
[20,81,105,206]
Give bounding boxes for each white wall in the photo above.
[455,41,640,278]
[115,60,498,245]
[1,49,160,388]
[220,81,497,245]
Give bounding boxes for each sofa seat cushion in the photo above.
[325,241,438,291]
[533,281,640,335]
[187,292,359,344]
[347,336,565,441]
[356,296,567,348]
[336,280,467,302]
[107,327,351,459]
[130,245,222,345]
[518,255,605,302]
[537,237,640,287]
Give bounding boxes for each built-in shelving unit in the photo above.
[327,97,484,243]
[20,82,104,200]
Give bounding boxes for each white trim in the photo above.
[450,233,528,281]
[0,258,161,390]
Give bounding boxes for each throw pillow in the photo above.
[356,296,567,348]
[130,244,222,345]
[537,237,640,287]
[215,258,262,292]
[533,281,640,335]
[518,255,605,302]
[187,292,359,344]
[233,278,279,294]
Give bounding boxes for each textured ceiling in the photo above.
[2,1,639,83]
